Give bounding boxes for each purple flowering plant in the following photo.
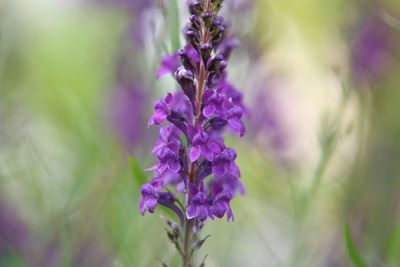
[138,0,246,265]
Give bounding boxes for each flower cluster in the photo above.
[351,12,393,86]
[139,0,245,229]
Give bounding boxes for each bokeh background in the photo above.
[1,0,400,266]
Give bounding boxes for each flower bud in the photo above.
[200,43,212,63]
[212,0,223,12]
[175,67,196,104]
[202,12,214,28]
[206,54,224,73]
[167,110,188,134]
[204,116,227,131]
[178,49,197,73]
[189,1,203,16]
[211,26,225,44]
[190,15,201,31]
[186,30,200,48]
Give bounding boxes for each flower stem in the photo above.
[183,218,193,267]
[183,1,212,266]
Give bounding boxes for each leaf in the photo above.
[129,155,148,186]
[168,0,181,51]
[198,254,208,267]
[343,223,367,267]
[385,219,400,266]
[165,228,177,242]
[161,215,179,230]
[191,235,211,255]
[156,258,171,267]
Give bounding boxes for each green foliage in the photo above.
[385,219,400,267]
[129,155,149,186]
[168,0,181,51]
[343,224,367,267]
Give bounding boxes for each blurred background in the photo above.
[0,0,400,266]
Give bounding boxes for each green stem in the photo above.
[181,1,212,266]
[169,0,181,51]
[183,219,193,267]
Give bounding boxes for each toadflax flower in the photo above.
[138,0,246,265]
[350,9,395,86]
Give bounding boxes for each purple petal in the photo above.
[186,205,197,219]
[144,164,158,171]
[156,66,171,79]
[212,201,227,218]
[190,146,201,162]
[146,199,158,213]
[226,206,234,222]
[197,206,209,222]
[139,198,146,215]
[168,160,181,173]
[165,92,174,105]
[228,118,245,136]
[176,181,185,193]
[148,110,167,126]
[212,163,226,177]
[157,192,185,226]
[139,197,158,215]
[207,141,221,154]
[158,162,167,172]
[192,191,208,204]
[168,205,185,226]
[185,44,200,63]
[156,52,180,79]
[151,140,165,154]
[200,146,213,161]
[228,162,241,179]
[203,104,216,118]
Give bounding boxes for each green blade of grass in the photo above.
[168,0,181,51]
[385,220,400,266]
[129,155,148,186]
[343,223,367,267]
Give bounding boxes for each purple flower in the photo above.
[178,45,201,72]
[217,37,240,61]
[189,130,224,162]
[146,145,181,174]
[202,88,245,136]
[211,191,234,221]
[156,52,180,79]
[217,78,246,113]
[151,125,181,154]
[140,179,185,225]
[139,1,246,262]
[0,198,28,256]
[175,67,196,105]
[148,93,174,126]
[212,148,239,178]
[139,182,160,215]
[202,89,227,118]
[247,78,297,166]
[351,11,395,85]
[226,105,245,136]
[107,42,153,152]
[110,87,149,151]
[158,192,185,226]
[157,146,181,173]
[141,0,246,223]
[186,186,213,222]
